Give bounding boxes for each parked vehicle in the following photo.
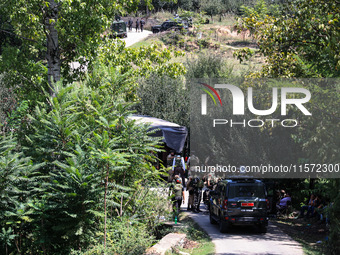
[151,19,187,34]
[111,19,127,38]
[209,179,269,233]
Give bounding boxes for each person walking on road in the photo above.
[195,178,204,212]
[187,177,194,211]
[135,19,139,32]
[170,177,185,221]
[140,18,145,32]
[128,18,133,31]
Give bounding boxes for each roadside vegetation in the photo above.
[165,214,214,255]
[0,0,339,254]
[273,218,327,255]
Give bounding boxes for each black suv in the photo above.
[111,20,127,38]
[209,179,269,233]
[151,20,187,33]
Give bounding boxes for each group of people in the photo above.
[186,176,204,212]
[167,151,221,220]
[299,194,331,223]
[169,174,207,219]
[276,190,331,224]
[127,18,145,32]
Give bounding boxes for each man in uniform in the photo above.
[128,18,133,31]
[140,18,145,32]
[186,176,194,211]
[170,176,185,219]
[135,19,139,32]
[195,177,204,212]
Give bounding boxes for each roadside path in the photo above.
[182,191,304,255]
[123,29,152,47]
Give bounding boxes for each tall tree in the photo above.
[45,0,60,96]
[201,0,224,21]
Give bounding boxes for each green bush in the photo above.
[135,75,189,128]
[185,53,234,78]
[70,186,172,255]
[73,218,154,255]
[196,38,210,49]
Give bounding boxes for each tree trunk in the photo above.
[45,0,60,97]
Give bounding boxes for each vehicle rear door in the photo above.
[227,183,267,217]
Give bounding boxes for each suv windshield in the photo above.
[227,183,266,198]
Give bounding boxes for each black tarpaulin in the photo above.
[128,115,188,153]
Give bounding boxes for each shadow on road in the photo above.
[184,202,304,255]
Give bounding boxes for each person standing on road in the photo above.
[135,19,139,32]
[173,155,186,187]
[128,18,133,31]
[140,18,145,32]
[170,177,185,220]
[187,177,194,211]
[174,165,185,187]
[195,177,204,212]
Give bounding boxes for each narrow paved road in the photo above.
[123,29,152,47]
[182,191,304,255]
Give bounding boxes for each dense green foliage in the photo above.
[0,0,339,253]
[0,65,172,254]
[147,0,262,14]
[237,0,340,78]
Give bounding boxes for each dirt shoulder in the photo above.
[272,217,329,255]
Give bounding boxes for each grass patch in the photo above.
[129,36,163,48]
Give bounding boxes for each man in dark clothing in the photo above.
[195,178,204,212]
[300,194,317,218]
[135,19,139,32]
[174,166,185,187]
[173,155,186,187]
[187,177,194,211]
[140,19,145,32]
[128,18,133,31]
